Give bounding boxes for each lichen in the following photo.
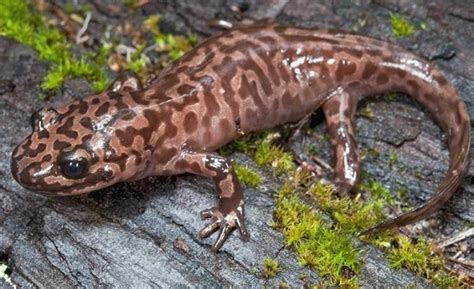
[0,263,12,286]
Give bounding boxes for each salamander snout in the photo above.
[10,138,57,192]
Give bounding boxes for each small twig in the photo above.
[76,12,92,44]
[437,228,474,249]
[449,258,474,269]
[115,44,137,62]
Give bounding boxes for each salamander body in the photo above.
[11,23,471,251]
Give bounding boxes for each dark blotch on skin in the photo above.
[189,161,203,174]
[203,90,221,116]
[26,143,46,158]
[366,49,382,57]
[219,119,233,135]
[183,111,198,134]
[95,102,110,117]
[154,147,178,165]
[37,129,50,139]
[175,159,189,171]
[238,57,273,96]
[53,140,72,151]
[130,91,151,105]
[177,84,196,96]
[376,73,389,85]
[212,56,236,77]
[42,154,52,162]
[335,60,357,81]
[56,116,78,139]
[407,79,420,93]
[362,61,377,79]
[116,128,135,147]
[80,117,93,130]
[78,101,89,114]
[346,49,363,59]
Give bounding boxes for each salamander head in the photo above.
[10,92,147,196]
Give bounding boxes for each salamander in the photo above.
[10,23,471,252]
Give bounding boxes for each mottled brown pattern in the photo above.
[11,23,471,251]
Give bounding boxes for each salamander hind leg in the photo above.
[175,149,249,252]
[321,87,361,194]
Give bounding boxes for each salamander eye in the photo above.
[57,149,91,180]
[59,158,89,179]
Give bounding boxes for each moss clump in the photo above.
[274,181,359,287]
[219,131,267,155]
[234,164,262,188]
[143,15,198,62]
[305,174,394,234]
[262,258,281,278]
[0,0,108,93]
[359,103,374,119]
[122,0,139,9]
[155,32,198,61]
[255,135,296,174]
[222,131,295,174]
[387,235,461,288]
[390,13,415,38]
[388,152,398,167]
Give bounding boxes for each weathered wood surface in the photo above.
[1,0,472,287]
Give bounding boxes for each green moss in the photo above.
[308,181,385,233]
[303,143,318,156]
[396,184,408,200]
[122,0,139,8]
[0,0,109,93]
[220,131,268,155]
[388,152,398,167]
[367,178,395,205]
[255,135,296,174]
[155,31,198,61]
[262,258,281,278]
[387,92,399,102]
[278,281,290,289]
[390,13,415,38]
[367,147,380,160]
[274,181,359,287]
[359,103,375,119]
[42,58,108,92]
[387,236,461,288]
[125,44,150,73]
[234,164,262,188]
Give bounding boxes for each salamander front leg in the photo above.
[176,150,249,252]
[322,88,361,194]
